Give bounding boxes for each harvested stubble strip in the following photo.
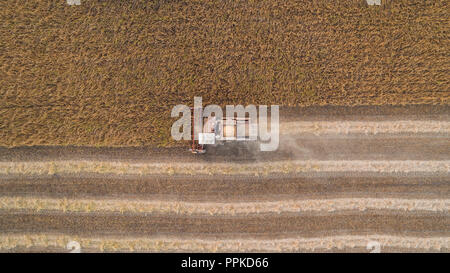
[280,121,450,135]
[1,234,448,252]
[0,160,448,176]
[0,197,448,215]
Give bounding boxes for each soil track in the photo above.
[1,211,448,238]
[0,176,448,201]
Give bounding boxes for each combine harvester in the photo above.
[189,107,258,155]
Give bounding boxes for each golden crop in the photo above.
[0,0,448,147]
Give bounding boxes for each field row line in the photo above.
[280,120,450,135]
[1,196,448,215]
[0,160,448,176]
[1,234,448,252]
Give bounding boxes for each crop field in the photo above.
[1,0,449,147]
[0,0,449,254]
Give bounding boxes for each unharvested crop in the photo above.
[0,0,448,147]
